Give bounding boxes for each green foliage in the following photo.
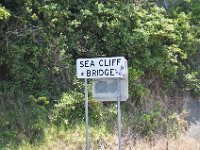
[50,91,85,125]
[0,0,200,148]
[126,109,168,137]
[190,0,200,25]
[0,6,10,20]
[50,91,104,126]
[185,71,200,96]
[29,95,49,105]
[0,84,48,147]
[128,68,147,107]
[141,111,162,137]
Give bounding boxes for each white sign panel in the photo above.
[76,57,127,79]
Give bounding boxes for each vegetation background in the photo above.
[0,0,200,149]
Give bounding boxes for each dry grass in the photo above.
[38,133,200,150]
[13,125,200,150]
[121,136,200,150]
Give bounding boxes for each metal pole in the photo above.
[117,78,122,150]
[84,78,89,150]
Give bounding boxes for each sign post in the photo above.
[76,57,128,150]
[84,78,89,150]
[117,78,122,150]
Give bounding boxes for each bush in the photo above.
[50,91,105,126]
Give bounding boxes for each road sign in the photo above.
[76,57,127,79]
[76,56,128,150]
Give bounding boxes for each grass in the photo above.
[2,122,113,150]
[2,123,200,150]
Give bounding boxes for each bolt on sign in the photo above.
[76,57,127,79]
